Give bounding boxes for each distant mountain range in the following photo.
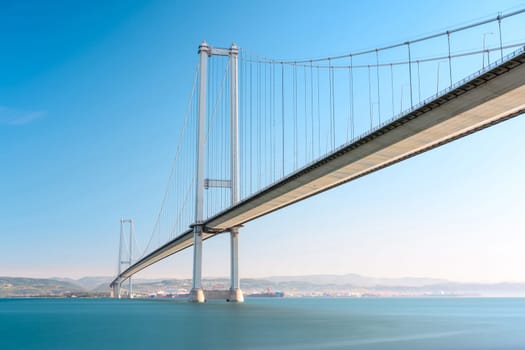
[52,276,113,291]
[251,274,525,297]
[1,274,524,297]
[264,274,450,287]
[0,277,85,297]
[52,276,168,292]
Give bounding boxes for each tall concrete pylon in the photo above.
[189,41,244,303]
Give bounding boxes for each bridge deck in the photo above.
[112,49,525,286]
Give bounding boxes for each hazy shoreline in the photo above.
[2,274,524,298]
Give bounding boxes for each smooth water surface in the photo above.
[0,298,524,349]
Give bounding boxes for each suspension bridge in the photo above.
[110,9,525,302]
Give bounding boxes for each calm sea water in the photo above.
[0,297,524,349]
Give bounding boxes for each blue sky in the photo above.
[1,0,524,282]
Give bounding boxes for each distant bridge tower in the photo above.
[113,218,134,299]
[189,41,244,303]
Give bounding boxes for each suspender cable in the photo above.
[400,82,404,114]
[316,66,320,157]
[350,55,354,139]
[375,49,381,124]
[310,61,314,160]
[244,55,248,197]
[221,62,226,209]
[328,58,334,150]
[263,63,267,184]
[266,63,270,185]
[243,60,247,195]
[225,61,229,208]
[333,63,336,148]
[368,65,372,130]
[347,58,351,141]
[331,60,336,149]
[498,13,503,60]
[257,62,261,189]
[206,63,211,217]
[224,59,228,208]
[436,61,441,94]
[207,60,212,215]
[417,60,421,102]
[240,54,245,199]
[390,63,394,118]
[264,63,268,186]
[281,63,285,177]
[272,63,276,182]
[328,59,332,151]
[407,41,413,108]
[260,63,264,187]
[249,62,253,193]
[447,31,452,86]
[220,59,224,210]
[268,63,272,184]
[304,65,308,164]
[215,59,219,211]
[293,64,297,169]
[213,59,218,213]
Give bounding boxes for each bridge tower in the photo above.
[189,41,244,303]
[114,218,134,299]
[228,42,244,303]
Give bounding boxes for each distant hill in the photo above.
[2,274,524,297]
[0,277,85,297]
[264,273,450,287]
[94,274,525,297]
[53,276,113,291]
[52,276,167,292]
[260,274,525,296]
[91,278,173,292]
